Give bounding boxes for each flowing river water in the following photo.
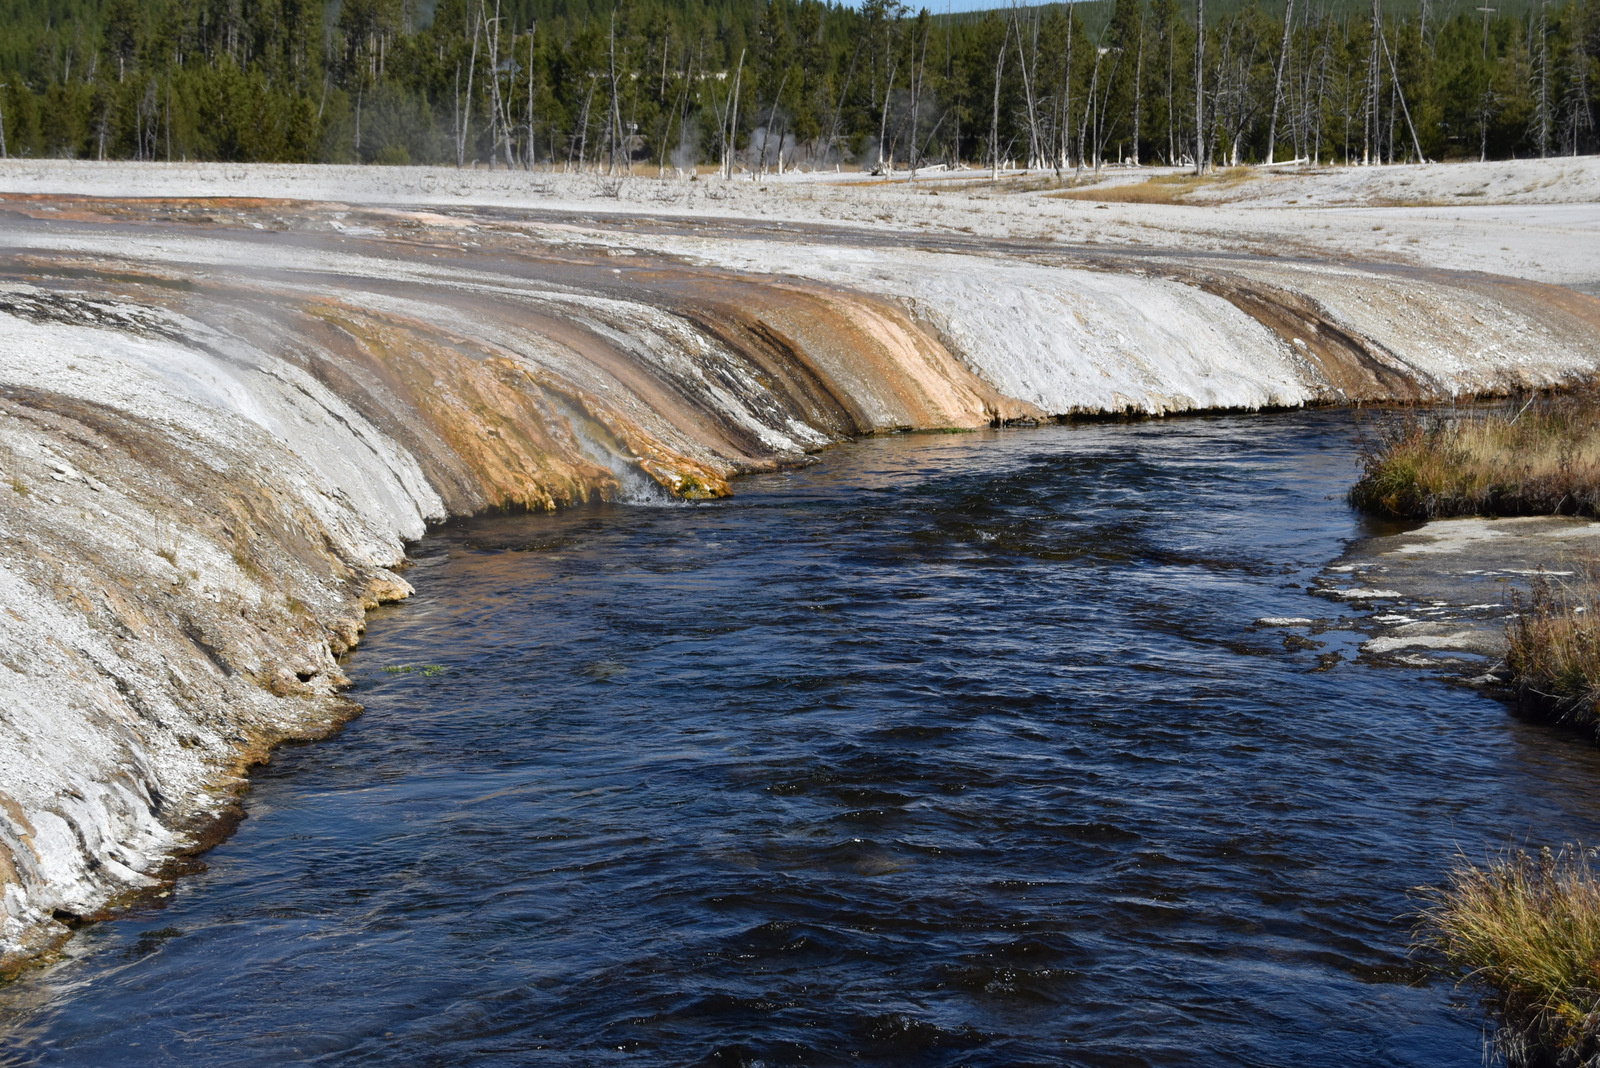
[4,409,1600,1066]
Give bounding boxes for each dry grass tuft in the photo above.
[1350,390,1600,520]
[1420,845,1600,1067]
[1506,563,1600,731]
[1048,167,1255,204]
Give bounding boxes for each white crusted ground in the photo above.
[2,155,1597,288]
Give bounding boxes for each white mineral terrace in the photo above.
[1,158,1597,970]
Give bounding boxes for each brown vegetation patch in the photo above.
[1506,563,1600,732]
[1048,168,1257,205]
[1350,390,1600,521]
[1419,845,1600,1068]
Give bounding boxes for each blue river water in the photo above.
[4,410,1600,1067]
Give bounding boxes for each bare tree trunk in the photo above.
[1194,0,1205,173]
[1092,46,1122,173]
[1266,0,1295,162]
[825,40,864,167]
[1364,0,1378,165]
[1028,8,1045,166]
[658,63,684,175]
[1385,42,1396,162]
[1166,14,1175,164]
[1012,5,1042,168]
[500,8,517,167]
[457,13,481,167]
[1535,0,1550,157]
[486,2,499,168]
[1380,25,1426,161]
[482,0,515,170]
[878,59,898,170]
[682,46,697,170]
[1062,1,1076,170]
[606,9,621,174]
[575,77,595,170]
[534,24,547,167]
[760,69,790,174]
[910,21,929,175]
[725,49,744,178]
[1080,46,1101,174]
[1132,2,1145,165]
[991,19,1009,178]
[1313,9,1331,162]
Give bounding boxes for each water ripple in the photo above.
[5,412,1600,1066]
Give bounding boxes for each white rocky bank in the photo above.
[2,163,1599,971]
[0,300,433,967]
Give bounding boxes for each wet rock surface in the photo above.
[1304,516,1600,673]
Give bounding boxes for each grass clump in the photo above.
[1350,390,1600,520]
[1507,564,1600,732]
[1048,167,1255,204]
[1420,845,1600,1067]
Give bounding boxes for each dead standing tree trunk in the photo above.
[481,0,516,170]
[991,18,1009,178]
[606,9,623,174]
[527,24,540,168]
[877,58,898,171]
[909,20,930,176]
[1132,1,1145,165]
[724,49,745,178]
[1364,0,1379,164]
[1011,4,1042,168]
[1266,0,1295,163]
[760,68,790,173]
[1194,0,1205,173]
[457,11,481,167]
[1059,0,1076,171]
[824,39,864,168]
[1092,42,1123,172]
[1380,26,1427,160]
[1078,41,1100,174]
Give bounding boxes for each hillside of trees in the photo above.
[0,0,1594,170]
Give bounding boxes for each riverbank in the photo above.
[1351,391,1600,521]
[3,159,1600,975]
[1350,394,1600,724]
[1342,395,1600,1061]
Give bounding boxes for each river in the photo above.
[4,410,1598,1066]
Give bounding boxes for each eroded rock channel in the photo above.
[2,193,1599,972]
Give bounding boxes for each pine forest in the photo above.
[0,0,1595,170]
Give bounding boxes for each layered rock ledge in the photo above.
[3,168,1600,972]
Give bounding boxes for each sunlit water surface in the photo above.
[5,412,1600,1067]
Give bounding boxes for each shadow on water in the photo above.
[5,409,1600,1067]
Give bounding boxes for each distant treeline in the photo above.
[0,0,1595,168]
